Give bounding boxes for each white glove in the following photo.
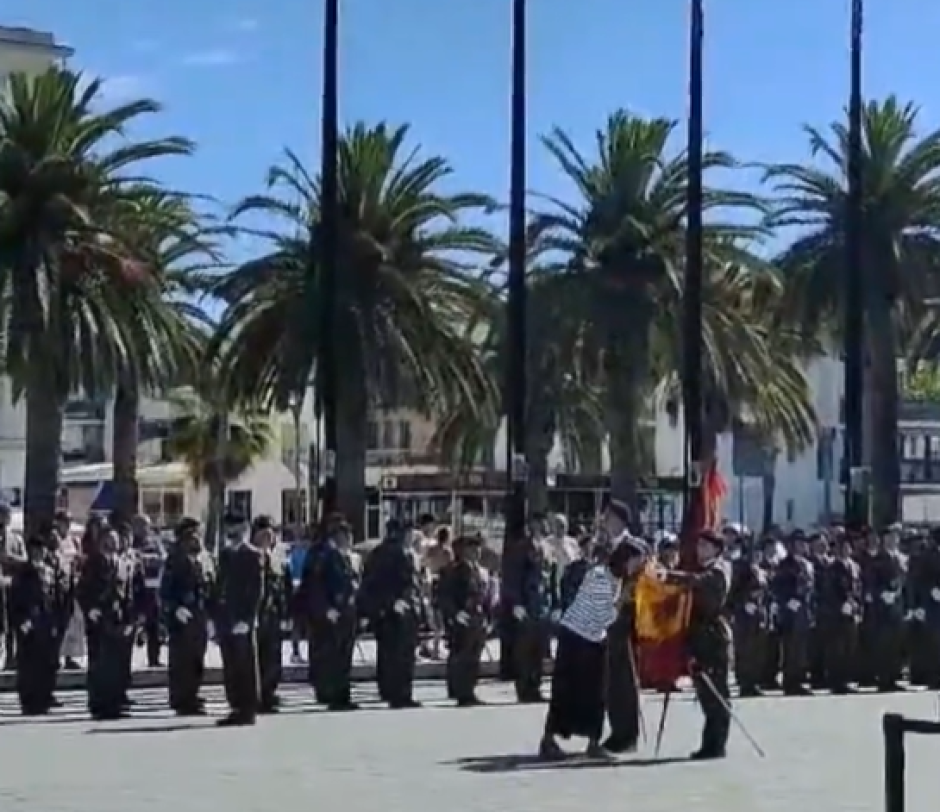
[123,625,135,637]
[326,608,340,623]
[232,622,249,635]
[550,609,561,622]
[455,611,470,626]
[280,620,292,632]
[881,591,897,605]
[787,599,801,612]
[931,588,940,602]
[915,608,927,622]
[512,606,526,621]
[841,602,853,616]
[207,621,216,639]
[744,602,757,615]
[88,609,102,623]
[175,607,192,624]
[393,599,408,615]
[864,593,873,603]
[19,620,31,634]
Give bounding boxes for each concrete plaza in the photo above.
[0,681,936,812]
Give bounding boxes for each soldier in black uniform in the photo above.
[807,532,832,688]
[255,516,292,713]
[818,535,861,693]
[299,514,360,710]
[658,530,732,760]
[359,519,423,709]
[77,528,135,720]
[909,528,940,687]
[214,521,265,726]
[10,534,70,715]
[160,517,214,716]
[727,540,769,697]
[438,534,489,706]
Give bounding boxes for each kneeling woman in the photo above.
[539,539,642,758]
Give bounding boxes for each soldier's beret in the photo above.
[252,515,275,533]
[176,517,199,534]
[606,499,632,526]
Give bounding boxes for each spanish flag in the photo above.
[634,566,692,689]
[634,460,725,687]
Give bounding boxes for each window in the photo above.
[366,420,379,451]
[398,420,412,450]
[281,489,307,526]
[162,491,184,525]
[786,446,797,464]
[785,499,795,523]
[382,419,395,450]
[227,489,253,522]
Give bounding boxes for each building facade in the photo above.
[0,25,71,80]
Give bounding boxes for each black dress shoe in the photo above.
[690,747,726,761]
[457,696,486,707]
[175,706,207,717]
[216,713,256,727]
[389,698,422,709]
[601,735,638,754]
[327,700,360,711]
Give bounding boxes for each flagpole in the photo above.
[681,0,705,567]
[500,0,528,680]
[317,0,340,523]
[843,0,866,528]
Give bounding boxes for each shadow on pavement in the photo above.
[446,753,690,774]
[85,722,216,735]
[0,713,89,727]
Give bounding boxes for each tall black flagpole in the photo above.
[682,0,704,553]
[844,0,865,527]
[317,0,340,522]
[499,0,528,680]
[506,0,528,540]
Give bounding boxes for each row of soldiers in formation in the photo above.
[726,525,940,696]
[4,511,498,723]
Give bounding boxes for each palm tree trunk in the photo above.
[335,366,368,540]
[24,379,64,537]
[523,413,555,516]
[868,302,900,526]
[205,475,225,551]
[760,449,778,532]
[112,378,140,521]
[606,331,650,513]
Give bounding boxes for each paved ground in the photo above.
[0,682,936,812]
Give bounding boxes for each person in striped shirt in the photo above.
[539,538,636,759]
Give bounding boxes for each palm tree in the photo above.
[432,270,605,514]
[767,97,940,525]
[164,382,272,548]
[0,68,194,534]
[534,111,767,509]
[214,124,498,537]
[107,189,215,521]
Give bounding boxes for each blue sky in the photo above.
[4,0,940,250]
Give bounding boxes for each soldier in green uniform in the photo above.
[359,519,423,709]
[299,514,360,710]
[214,521,265,726]
[77,528,135,721]
[870,526,906,692]
[658,530,732,760]
[728,539,769,697]
[819,535,861,693]
[10,535,70,715]
[504,525,557,703]
[438,534,489,706]
[160,517,214,716]
[255,516,292,713]
[855,529,880,686]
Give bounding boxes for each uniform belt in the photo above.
[144,578,160,588]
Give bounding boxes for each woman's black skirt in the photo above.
[545,626,606,741]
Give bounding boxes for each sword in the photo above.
[698,669,766,758]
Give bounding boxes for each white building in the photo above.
[0,25,71,79]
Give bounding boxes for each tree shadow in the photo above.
[446,753,690,774]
